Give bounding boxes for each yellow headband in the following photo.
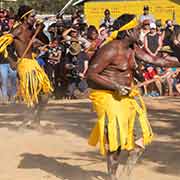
[118,17,138,32]
[20,9,33,20]
[101,17,138,46]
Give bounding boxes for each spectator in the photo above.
[48,23,57,42]
[155,19,164,37]
[159,46,179,96]
[100,9,114,31]
[143,64,162,96]
[55,19,65,41]
[163,19,174,46]
[0,9,10,35]
[144,22,162,57]
[62,26,90,49]
[139,19,150,47]
[98,25,109,44]
[44,39,64,89]
[171,25,180,59]
[139,5,155,24]
[0,49,16,104]
[175,72,180,94]
[64,41,88,98]
[85,25,101,59]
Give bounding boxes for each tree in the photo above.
[5,0,70,14]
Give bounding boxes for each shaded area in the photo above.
[18,153,107,180]
[170,0,180,5]
[148,108,180,139]
[0,102,96,137]
[0,97,180,177]
[143,141,180,175]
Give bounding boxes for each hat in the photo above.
[143,6,149,11]
[159,46,173,53]
[69,42,81,55]
[150,22,156,29]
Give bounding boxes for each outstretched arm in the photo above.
[135,47,180,67]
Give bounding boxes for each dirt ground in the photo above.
[0,97,180,180]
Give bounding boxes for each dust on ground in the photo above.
[0,97,180,180]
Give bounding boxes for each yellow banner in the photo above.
[84,0,180,28]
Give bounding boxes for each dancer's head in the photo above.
[113,14,140,43]
[17,5,36,26]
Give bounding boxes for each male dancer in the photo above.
[87,14,180,180]
[0,5,52,128]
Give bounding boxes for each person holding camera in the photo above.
[62,26,90,49]
[64,41,88,98]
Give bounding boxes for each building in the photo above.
[73,0,180,27]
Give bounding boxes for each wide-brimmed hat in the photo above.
[69,42,81,55]
[159,46,173,53]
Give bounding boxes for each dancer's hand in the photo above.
[116,85,131,96]
[9,60,17,70]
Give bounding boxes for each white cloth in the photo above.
[139,14,155,23]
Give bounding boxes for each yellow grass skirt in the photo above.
[88,89,153,155]
[17,58,53,107]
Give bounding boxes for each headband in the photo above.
[20,9,34,20]
[118,17,138,32]
[101,17,138,46]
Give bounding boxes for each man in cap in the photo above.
[86,13,180,180]
[64,41,89,98]
[144,22,162,57]
[0,5,52,129]
[139,5,155,23]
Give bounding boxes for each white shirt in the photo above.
[139,14,155,23]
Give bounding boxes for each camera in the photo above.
[66,56,80,79]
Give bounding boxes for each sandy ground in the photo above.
[0,97,180,180]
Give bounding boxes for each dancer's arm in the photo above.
[135,47,180,67]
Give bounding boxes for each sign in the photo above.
[84,0,180,27]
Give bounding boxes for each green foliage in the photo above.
[4,0,71,14]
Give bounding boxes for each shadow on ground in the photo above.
[1,97,180,177]
[18,153,107,180]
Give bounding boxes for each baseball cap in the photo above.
[150,22,156,29]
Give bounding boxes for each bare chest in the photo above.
[110,52,135,71]
[15,29,33,45]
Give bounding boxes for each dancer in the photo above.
[0,5,52,128]
[87,14,180,180]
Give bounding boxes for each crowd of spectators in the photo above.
[0,6,180,104]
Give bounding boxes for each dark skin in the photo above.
[7,10,49,129]
[87,26,180,180]
[9,11,49,64]
[87,27,180,92]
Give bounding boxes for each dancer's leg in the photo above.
[105,126,121,180]
[30,93,49,128]
[123,117,144,177]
